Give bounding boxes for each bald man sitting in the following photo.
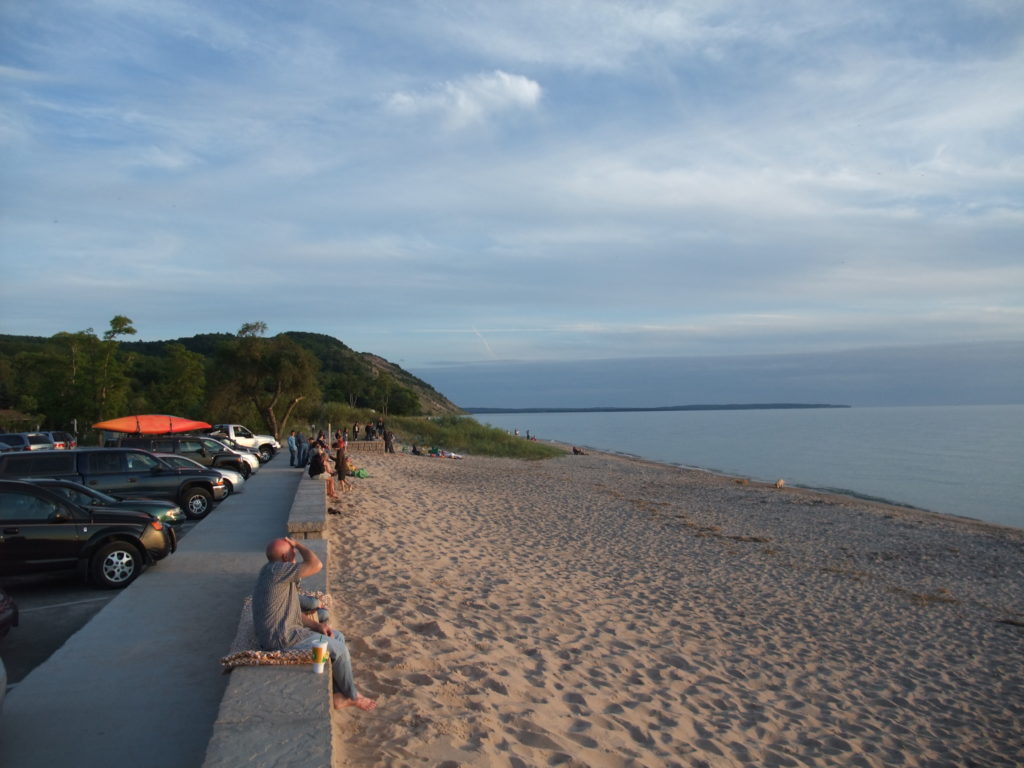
[251,536,377,712]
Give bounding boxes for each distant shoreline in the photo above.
[465,402,850,414]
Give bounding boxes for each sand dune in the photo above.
[327,449,1023,767]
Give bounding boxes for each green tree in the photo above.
[388,385,420,416]
[96,316,137,417]
[208,325,321,438]
[51,330,104,425]
[370,371,395,416]
[149,343,206,416]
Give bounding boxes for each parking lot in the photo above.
[0,458,303,767]
[1,518,201,692]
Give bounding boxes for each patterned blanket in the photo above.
[220,592,332,670]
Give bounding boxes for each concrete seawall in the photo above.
[203,471,333,767]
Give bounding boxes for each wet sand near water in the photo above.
[326,449,1024,767]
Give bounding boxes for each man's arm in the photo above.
[286,537,323,579]
[301,613,334,637]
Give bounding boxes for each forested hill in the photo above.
[125,330,463,417]
[0,327,462,436]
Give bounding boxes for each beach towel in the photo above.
[220,591,333,671]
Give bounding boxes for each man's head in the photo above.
[266,537,295,563]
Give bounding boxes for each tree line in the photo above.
[0,317,431,439]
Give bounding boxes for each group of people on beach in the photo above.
[288,430,359,495]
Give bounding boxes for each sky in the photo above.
[1,1,1022,407]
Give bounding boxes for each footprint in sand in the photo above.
[410,620,448,638]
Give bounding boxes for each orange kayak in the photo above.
[92,414,212,434]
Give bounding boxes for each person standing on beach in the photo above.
[252,537,376,712]
[334,431,351,492]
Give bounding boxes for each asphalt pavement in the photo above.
[1,518,202,689]
[0,457,302,768]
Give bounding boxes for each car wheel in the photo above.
[90,541,142,589]
[238,462,251,479]
[257,445,273,463]
[181,487,213,519]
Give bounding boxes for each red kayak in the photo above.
[92,414,212,435]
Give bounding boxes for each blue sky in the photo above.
[1,2,1022,404]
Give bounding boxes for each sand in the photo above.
[326,448,1024,767]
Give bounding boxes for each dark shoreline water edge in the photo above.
[467,402,850,414]
[571,442,1018,533]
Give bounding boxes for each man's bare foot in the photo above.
[333,693,377,711]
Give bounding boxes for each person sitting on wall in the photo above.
[251,537,377,712]
[308,442,338,499]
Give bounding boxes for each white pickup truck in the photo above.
[208,424,281,463]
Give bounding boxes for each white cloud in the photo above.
[387,70,542,128]
[1,1,1021,370]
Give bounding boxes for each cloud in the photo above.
[387,70,542,128]
[0,1,1020,376]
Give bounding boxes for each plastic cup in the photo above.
[313,640,329,674]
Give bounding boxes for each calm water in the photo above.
[476,405,1024,530]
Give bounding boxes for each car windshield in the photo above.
[27,434,52,445]
[162,454,203,469]
[49,483,116,506]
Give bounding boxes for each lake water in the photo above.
[475,405,1024,530]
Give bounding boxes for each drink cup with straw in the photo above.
[313,635,328,673]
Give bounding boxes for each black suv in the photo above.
[108,435,254,478]
[0,448,227,520]
[0,479,175,588]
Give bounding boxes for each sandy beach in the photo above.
[326,448,1023,767]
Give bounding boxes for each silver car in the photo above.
[155,453,246,495]
[0,432,55,451]
[194,436,260,475]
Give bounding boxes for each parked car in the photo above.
[0,586,17,638]
[190,435,261,475]
[22,477,186,526]
[37,431,77,450]
[206,424,280,463]
[0,433,56,452]
[0,479,175,588]
[0,441,14,454]
[154,453,245,495]
[0,448,227,520]
[109,434,256,478]
[199,435,262,472]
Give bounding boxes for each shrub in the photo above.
[389,415,564,460]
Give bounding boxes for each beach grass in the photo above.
[388,414,564,459]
